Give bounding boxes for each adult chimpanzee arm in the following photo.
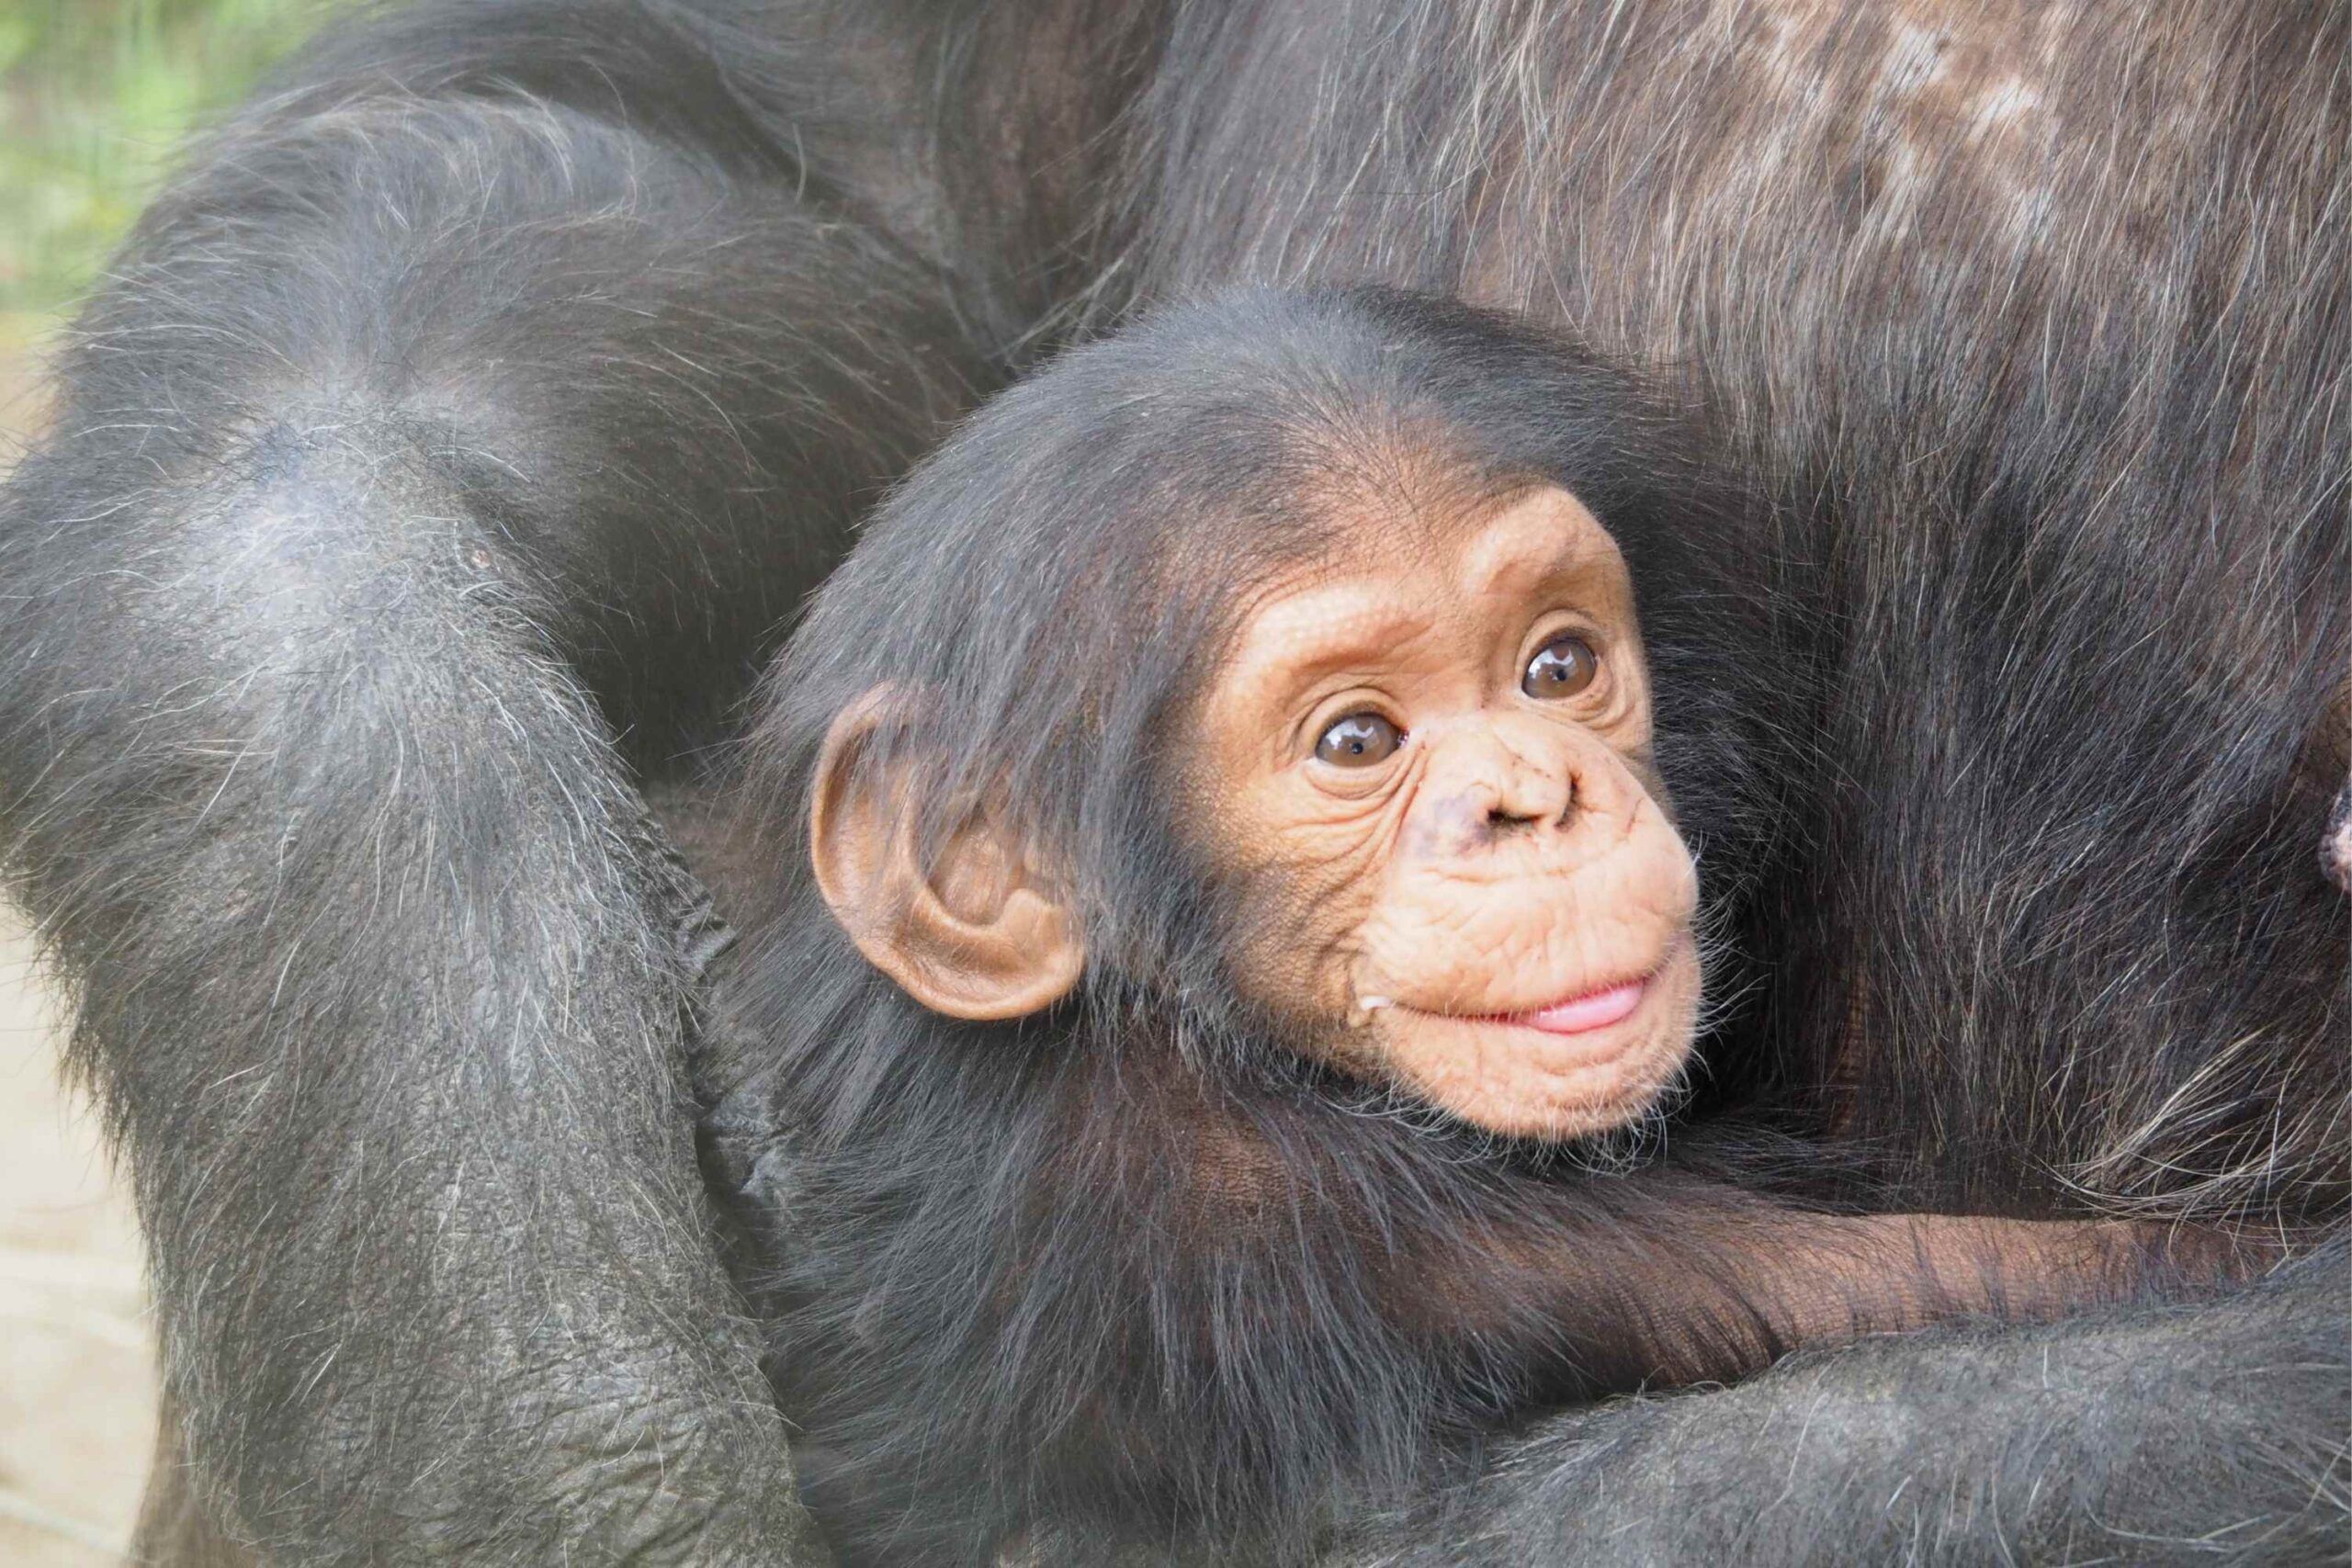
[0,6,996,1561]
[1337,1237,2348,1568]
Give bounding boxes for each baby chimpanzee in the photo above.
[698,288,2262,1565]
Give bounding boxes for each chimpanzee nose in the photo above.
[1417,715,1584,846]
[1480,717,1580,832]
[1485,775,1573,833]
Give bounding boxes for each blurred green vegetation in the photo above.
[0,0,345,335]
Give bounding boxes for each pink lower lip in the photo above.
[1502,978,1647,1035]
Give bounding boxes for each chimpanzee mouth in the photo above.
[1363,942,1687,1040]
[1494,977,1649,1034]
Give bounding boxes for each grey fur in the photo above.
[0,1,2338,1562]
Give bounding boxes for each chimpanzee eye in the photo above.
[1315,711,1402,767]
[1521,634,1599,699]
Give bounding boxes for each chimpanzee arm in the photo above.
[1394,1182,2276,1398]
[0,7,990,1561]
[1338,1236,2348,1568]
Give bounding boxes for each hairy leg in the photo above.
[0,3,995,1558]
[1338,1238,2348,1568]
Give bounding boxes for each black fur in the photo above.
[707,287,1820,1562]
[0,1,2338,1564]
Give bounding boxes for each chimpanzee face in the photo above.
[1190,483,1702,1138]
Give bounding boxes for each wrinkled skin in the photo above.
[1196,485,1702,1137]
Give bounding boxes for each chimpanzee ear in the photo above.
[808,692,1084,1021]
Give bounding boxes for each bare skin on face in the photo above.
[1198,484,1703,1138]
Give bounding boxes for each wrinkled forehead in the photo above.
[1209,482,1634,684]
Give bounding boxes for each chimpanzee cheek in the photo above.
[1213,792,1417,1018]
[1212,847,1387,1024]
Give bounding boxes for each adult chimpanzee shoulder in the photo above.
[701,285,2283,1565]
[0,2,2341,1565]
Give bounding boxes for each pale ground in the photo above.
[0,344,156,1566]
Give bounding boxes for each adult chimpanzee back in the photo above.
[0,2,2341,1564]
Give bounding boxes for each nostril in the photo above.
[1484,774,1576,834]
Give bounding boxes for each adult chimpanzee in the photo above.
[704,285,2281,1566]
[0,1,2341,1565]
